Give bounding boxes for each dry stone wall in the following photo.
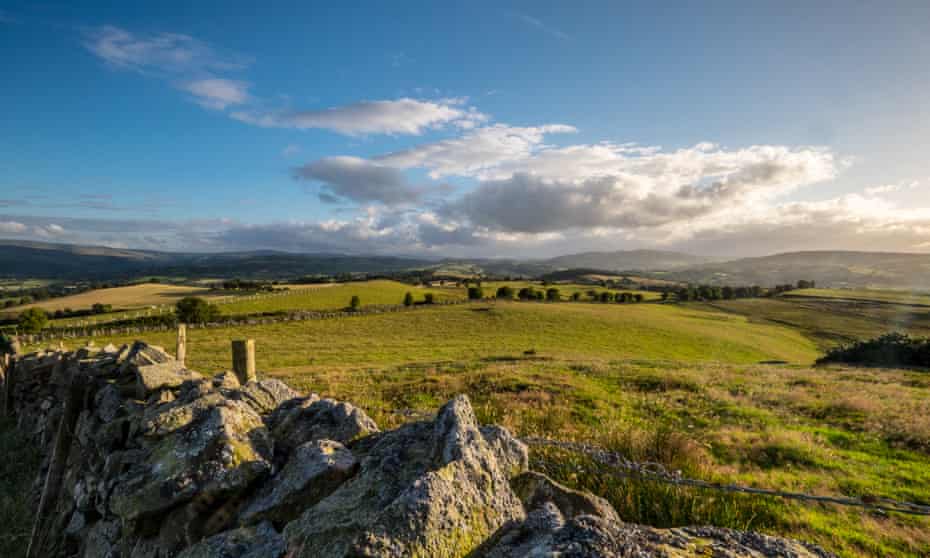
[1,342,835,557]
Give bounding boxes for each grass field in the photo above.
[0,282,229,318]
[216,280,463,315]
[700,297,930,349]
[479,280,662,301]
[785,288,930,307]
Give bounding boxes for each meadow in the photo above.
[785,288,930,307]
[11,282,930,556]
[0,282,228,318]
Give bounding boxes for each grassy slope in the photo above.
[700,297,930,349]
[50,301,818,372]
[785,288,930,307]
[216,280,463,315]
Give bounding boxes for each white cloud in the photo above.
[0,221,27,234]
[282,144,301,157]
[293,156,421,205]
[83,25,245,75]
[376,124,577,178]
[231,98,488,136]
[514,13,569,40]
[180,78,250,110]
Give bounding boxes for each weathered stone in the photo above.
[82,519,121,558]
[110,400,272,522]
[118,341,174,375]
[283,395,526,557]
[94,383,124,423]
[512,471,621,524]
[270,397,377,452]
[240,439,357,526]
[230,379,300,415]
[175,521,285,558]
[135,360,202,399]
[212,371,241,390]
[480,425,529,478]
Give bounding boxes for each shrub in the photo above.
[17,308,48,333]
[546,288,560,302]
[403,292,414,307]
[175,296,220,324]
[349,295,361,311]
[571,292,581,301]
[518,287,537,300]
[817,332,930,369]
[467,286,484,300]
[496,286,514,299]
[423,293,435,305]
[599,292,613,303]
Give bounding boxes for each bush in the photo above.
[571,292,581,301]
[817,332,930,369]
[403,292,414,307]
[546,288,560,302]
[424,293,435,305]
[467,286,484,300]
[496,286,514,299]
[17,308,48,333]
[349,295,361,311]
[175,296,220,324]
[518,287,537,300]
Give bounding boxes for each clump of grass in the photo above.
[0,419,40,558]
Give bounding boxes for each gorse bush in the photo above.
[817,332,930,369]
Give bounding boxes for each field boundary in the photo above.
[525,437,930,517]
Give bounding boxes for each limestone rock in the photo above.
[269,396,378,452]
[135,360,202,399]
[283,395,527,557]
[230,379,300,414]
[110,399,272,522]
[240,439,358,526]
[175,521,285,558]
[512,471,621,524]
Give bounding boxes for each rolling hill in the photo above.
[540,249,714,271]
[661,251,930,290]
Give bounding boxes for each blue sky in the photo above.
[1,1,928,257]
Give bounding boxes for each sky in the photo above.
[1,1,929,258]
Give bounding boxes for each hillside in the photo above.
[662,251,930,290]
[541,249,713,271]
[0,240,433,279]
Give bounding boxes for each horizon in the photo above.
[2,2,929,258]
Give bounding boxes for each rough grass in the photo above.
[0,418,40,558]
[699,298,930,350]
[785,288,930,307]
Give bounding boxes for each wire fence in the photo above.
[521,436,930,517]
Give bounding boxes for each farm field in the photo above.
[216,279,463,315]
[0,282,229,318]
[478,280,662,301]
[700,296,930,349]
[784,288,930,307]
[28,299,930,557]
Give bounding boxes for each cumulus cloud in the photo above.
[376,124,577,178]
[293,156,422,205]
[231,98,488,136]
[180,78,250,109]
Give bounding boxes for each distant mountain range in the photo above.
[2,239,929,290]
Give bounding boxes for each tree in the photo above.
[349,295,361,311]
[660,292,670,301]
[571,292,581,302]
[403,292,414,307]
[18,307,49,333]
[633,293,644,303]
[175,296,220,324]
[424,293,435,305]
[496,286,515,299]
[92,302,112,314]
[518,287,536,300]
[467,286,484,300]
[599,292,613,303]
[546,288,560,302]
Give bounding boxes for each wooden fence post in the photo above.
[231,339,256,384]
[176,324,187,366]
[26,370,87,558]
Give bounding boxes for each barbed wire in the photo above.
[520,436,930,517]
